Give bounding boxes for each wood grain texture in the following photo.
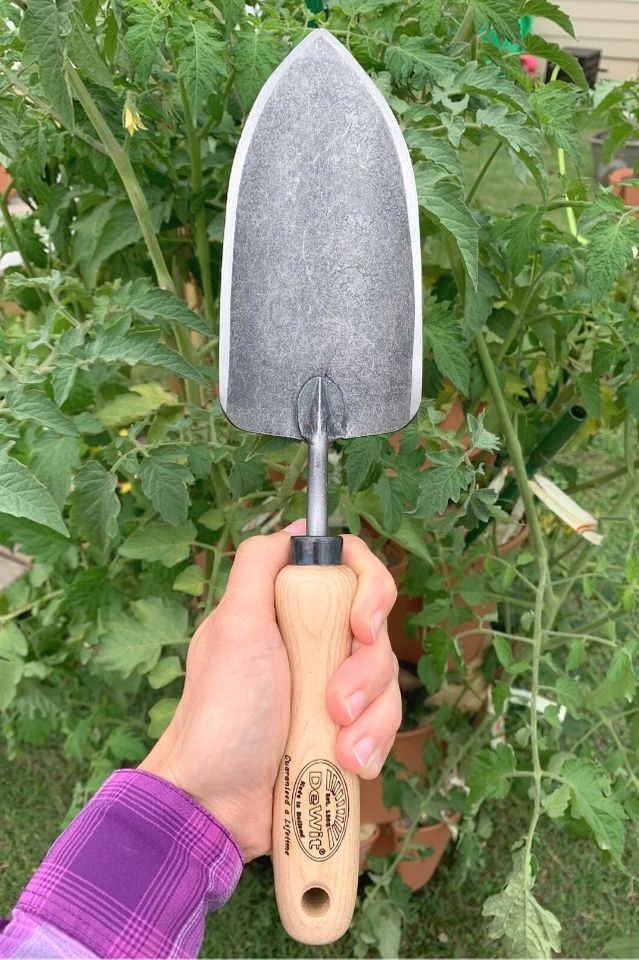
[272,564,359,945]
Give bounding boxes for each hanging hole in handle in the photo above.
[301,885,331,917]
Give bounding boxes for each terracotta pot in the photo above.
[610,166,639,207]
[392,815,459,891]
[359,722,435,823]
[369,822,396,859]
[388,526,529,667]
[359,822,381,870]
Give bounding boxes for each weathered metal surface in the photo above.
[220,29,421,440]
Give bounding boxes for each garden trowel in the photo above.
[220,29,421,945]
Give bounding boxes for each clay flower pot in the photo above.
[359,721,435,823]
[391,814,459,891]
[359,822,381,871]
[388,524,529,667]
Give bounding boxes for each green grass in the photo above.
[2,741,637,958]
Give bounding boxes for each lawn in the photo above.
[2,434,637,959]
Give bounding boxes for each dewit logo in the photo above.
[293,760,349,861]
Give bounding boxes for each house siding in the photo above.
[536,0,639,80]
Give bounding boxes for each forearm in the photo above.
[0,769,243,959]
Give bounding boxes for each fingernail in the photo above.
[352,735,377,769]
[346,690,366,721]
[371,610,384,641]
[283,519,306,533]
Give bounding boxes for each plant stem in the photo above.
[453,6,476,45]
[567,459,639,494]
[466,140,502,204]
[179,82,216,327]
[66,64,174,293]
[475,332,551,596]
[67,65,203,406]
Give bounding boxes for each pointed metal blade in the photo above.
[220,29,421,440]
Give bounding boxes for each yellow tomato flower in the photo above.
[119,481,132,494]
[122,103,147,137]
[118,428,129,437]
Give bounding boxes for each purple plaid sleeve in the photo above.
[1,769,243,959]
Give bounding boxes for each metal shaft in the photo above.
[307,432,328,537]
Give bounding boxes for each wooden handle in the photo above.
[272,563,359,945]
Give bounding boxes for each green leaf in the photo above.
[0,99,22,160]
[475,104,547,199]
[169,16,227,117]
[561,758,626,861]
[542,782,570,819]
[115,280,211,337]
[555,676,582,714]
[119,521,196,568]
[415,164,479,290]
[0,623,28,660]
[590,646,637,708]
[529,82,580,163]
[70,461,120,551]
[222,0,245,36]
[125,5,166,83]
[72,199,143,288]
[417,628,451,693]
[456,63,533,119]
[483,849,562,958]
[7,389,78,437]
[29,433,80,508]
[89,330,208,385]
[97,597,188,677]
[626,382,639,420]
[385,37,456,85]
[467,743,515,810]
[97,383,178,429]
[586,211,639,301]
[470,0,521,42]
[139,458,193,526]
[420,0,443,33]
[414,457,473,517]
[232,27,283,112]
[51,357,78,408]
[148,697,179,738]
[172,564,205,596]
[373,473,404,534]
[105,725,147,761]
[147,655,185,689]
[578,373,602,419]
[20,0,74,129]
[345,436,383,495]
[67,9,115,88]
[0,453,68,536]
[524,36,587,89]
[503,208,542,276]
[521,0,575,38]
[423,301,470,393]
[467,411,499,452]
[0,659,23,710]
[404,129,464,182]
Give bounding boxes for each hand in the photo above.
[139,520,401,862]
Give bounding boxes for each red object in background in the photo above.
[610,166,639,207]
[520,54,537,78]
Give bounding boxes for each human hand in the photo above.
[139,520,401,862]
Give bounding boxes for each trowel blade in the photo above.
[220,29,421,440]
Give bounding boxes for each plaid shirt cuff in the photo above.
[16,769,243,959]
